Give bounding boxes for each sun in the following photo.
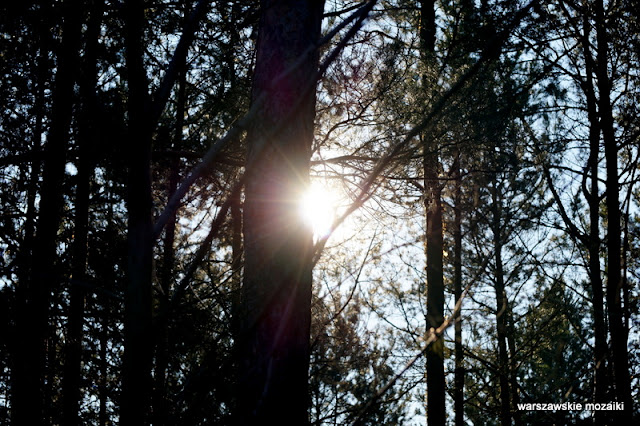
[299,182,337,240]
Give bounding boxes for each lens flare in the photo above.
[300,183,336,239]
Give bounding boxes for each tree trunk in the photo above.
[99,296,110,426]
[580,11,610,423]
[235,1,324,424]
[230,182,243,339]
[507,311,521,426]
[152,29,187,425]
[61,108,91,426]
[121,0,154,423]
[12,7,47,420]
[62,1,104,423]
[453,154,464,426]
[419,2,446,425]
[491,182,512,426]
[424,149,445,426]
[99,197,116,426]
[594,0,633,420]
[12,1,82,423]
[152,1,190,418]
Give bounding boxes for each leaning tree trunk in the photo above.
[235,0,324,424]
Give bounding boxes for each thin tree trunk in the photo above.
[453,154,464,426]
[99,297,109,426]
[99,196,116,426]
[61,112,91,426]
[594,0,633,420]
[152,24,186,423]
[491,182,512,426]
[235,1,324,423]
[152,162,178,426]
[19,1,49,286]
[12,7,47,410]
[230,183,243,339]
[62,1,104,423]
[507,313,520,426]
[227,0,243,342]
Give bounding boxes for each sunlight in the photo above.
[299,182,337,240]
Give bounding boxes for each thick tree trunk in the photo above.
[11,1,82,424]
[121,0,154,424]
[594,0,633,421]
[235,1,323,424]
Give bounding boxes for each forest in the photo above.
[0,0,638,424]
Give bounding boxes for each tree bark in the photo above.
[235,1,324,424]
[121,0,154,423]
[594,0,633,420]
[424,149,445,426]
[420,1,446,425]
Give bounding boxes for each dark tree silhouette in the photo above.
[235,0,324,424]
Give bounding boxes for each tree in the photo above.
[10,1,82,423]
[419,1,446,423]
[594,0,633,418]
[234,1,324,424]
[62,2,105,424]
[521,0,639,420]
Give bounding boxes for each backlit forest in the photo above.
[0,0,638,424]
